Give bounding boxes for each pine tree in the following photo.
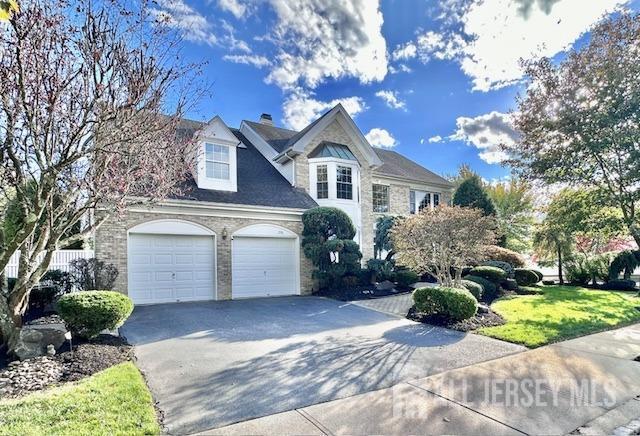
[452,175,497,217]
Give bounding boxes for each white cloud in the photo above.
[282,93,367,130]
[449,111,518,164]
[428,135,443,143]
[417,0,628,91]
[389,64,412,74]
[392,42,417,61]
[365,128,397,148]
[218,0,247,18]
[151,0,218,46]
[264,0,388,90]
[375,90,406,110]
[223,54,272,68]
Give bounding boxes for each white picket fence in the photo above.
[4,250,94,278]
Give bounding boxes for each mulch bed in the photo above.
[407,306,506,332]
[0,335,133,399]
[315,285,413,301]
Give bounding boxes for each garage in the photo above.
[128,220,216,304]
[232,224,299,298]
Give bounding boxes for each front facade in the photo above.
[95,105,453,304]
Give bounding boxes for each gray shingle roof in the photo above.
[243,121,298,153]
[373,148,453,187]
[172,126,317,209]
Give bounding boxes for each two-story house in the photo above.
[95,104,454,304]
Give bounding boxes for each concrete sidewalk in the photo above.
[203,323,640,435]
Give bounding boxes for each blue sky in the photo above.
[153,0,639,181]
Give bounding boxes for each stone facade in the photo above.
[95,209,314,301]
[293,119,375,260]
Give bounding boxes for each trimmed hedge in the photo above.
[470,266,507,282]
[531,270,544,282]
[465,275,498,302]
[601,279,637,291]
[501,278,519,291]
[413,286,477,321]
[461,279,483,300]
[481,260,514,278]
[57,291,134,339]
[396,270,419,288]
[514,268,540,286]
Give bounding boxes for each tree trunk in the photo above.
[557,244,564,285]
[0,292,21,354]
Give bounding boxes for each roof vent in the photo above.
[259,113,274,126]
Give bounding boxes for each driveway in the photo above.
[122,296,524,434]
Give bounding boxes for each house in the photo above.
[95,104,454,304]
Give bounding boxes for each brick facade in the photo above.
[95,209,314,300]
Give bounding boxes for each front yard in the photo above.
[0,362,159,435]
[479,285,640,347]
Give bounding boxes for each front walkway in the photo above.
[205,323,640,435]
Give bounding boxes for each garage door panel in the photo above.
[232,236,298,298]
[128,234,216,304]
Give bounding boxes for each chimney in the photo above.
[259,113,274,126]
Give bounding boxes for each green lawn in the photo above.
[479,285,640,348]
[0,362,159,436]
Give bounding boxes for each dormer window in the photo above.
[206,143,230,180]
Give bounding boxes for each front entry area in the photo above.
[127,220,216,304]
[231,224,299,298]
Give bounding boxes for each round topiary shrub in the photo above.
[413,286,477,321]
[484,245,526,268]
[461,279,483,300]
[57,291,134,339]
[514,268,540,286]
[601,279,637,291]
[470,266,507,282]
[396,270,419,288]
[481,260,515,278]
[531,270,544,282]
[465,275,499,302]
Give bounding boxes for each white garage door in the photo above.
[128,234,216,304]
[232,237,298,298]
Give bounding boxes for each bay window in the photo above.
[336,165,353,200]
[316,165,328,199]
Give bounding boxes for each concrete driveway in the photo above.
[122,296,524,434]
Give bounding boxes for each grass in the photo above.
[478,285,640,348]
[0,362,159,436]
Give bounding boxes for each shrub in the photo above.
[366,258,396,282]
[341,275,360,288]
[70,258,119,291]
[57,291,134,339]
[357,268,374,286]
[531,270,544,282]
[481,260,515,278]
[517,286,545,295]
[483,245,526,268]
[564,256,591,285]
[465,275,498,301]
[395,270,419,288]
[501,278,519,291]
[542,280,555,285]
[514,268,540,286]
[461,266,474,277]
[413,286,477,321]
[41,269,73,293]
[470,266,507,282]
[461,280,483,300]
[601,279,637,291]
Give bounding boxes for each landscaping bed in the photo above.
[315,285,413,301]
[407,305,506,332]
[479,285,640,347]
[0,335,133,398]
[0,362,159,435]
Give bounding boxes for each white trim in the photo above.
[231,223,301,298]
[372,173,454,191]
[240,121,294,184]
[126,219,218,302]
[128,219,215,236]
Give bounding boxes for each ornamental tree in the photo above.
[505,13,640,246]
[0,0,204,352]
[391,205,497,287]
[452,175,497,217]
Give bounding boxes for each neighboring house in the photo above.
[95,104,453,304]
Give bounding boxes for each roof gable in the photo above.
[196,116,243,147]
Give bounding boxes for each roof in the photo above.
[243,121,298,153]
[308,141,357,161]
[373,148,453,187]
[171,128,318,209]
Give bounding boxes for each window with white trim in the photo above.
[316,165,328,199]
[336,165,353,199]
[372,184,389,213]
[205,143,230,180]
[409,190,441,213]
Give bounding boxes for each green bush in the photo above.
[395,270,419,288]
[482,260,514,278]
[341,275,360,288]
[531,270,544,282]
[413,286,477,321]
[57,291,134,339]
[461,279,483,300]
[542,279,555,285]
[484,245,526,268]
[514,268,540,286]
[501,278,519,291]
[470,266,507,282]
[601,279,637,291]
[366,258,396,282]
[517,286,545,295]
[465,275,499,301]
